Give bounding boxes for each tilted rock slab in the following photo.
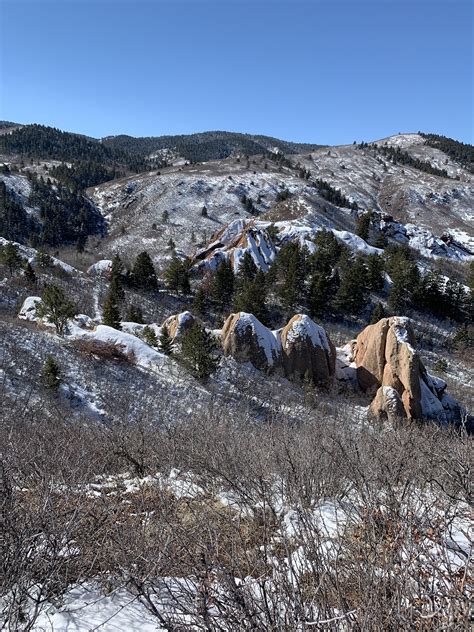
[352,316,462,422]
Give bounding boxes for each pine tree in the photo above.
[370,302,386,324]
[355,210,372,241]
[0,242,21,276]
[37,284,76,335]
[308,271,334,318]
[127,304,144,323]
[36,250,53,268]
[159,325,174,355]
[42,355,60,390]
[164,255,190,294]
[366,253,385,292]
[385,245,421,312]
[193,284,207,317]
[201,206,208,217]
[274,241,307,313]
[211,258,234,309]
[162,209,170,223]
[233,270,268,325]
[132,251,158,290]
[335,255,368,314]
[235,252,257,288]
[142,325,158,347]
[103,280,122,330]
[179,323,218,380]
[23,261,37,286]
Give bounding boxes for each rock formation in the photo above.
[352,317,462,422]
[162,311,197,340]
[193,220,277,273]
[280,314,336,384]
[221,312,336,383]
[221,312,282,372]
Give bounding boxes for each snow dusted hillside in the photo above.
[88,133,473,269]
[295,135,473,245]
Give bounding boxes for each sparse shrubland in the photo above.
[0,399,471,630]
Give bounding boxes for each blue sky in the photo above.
[0,0,472,144]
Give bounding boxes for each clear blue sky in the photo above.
[0,0,472,144]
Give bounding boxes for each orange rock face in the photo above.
[354,317,434,420]
[162,311,197,340]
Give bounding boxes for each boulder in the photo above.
[162,311,196,340]
[370,386,406,421]
[353,317,462,423]
[221,312,282,372]
[280,314,336,384]
[18,296,42,322]
[87,259,113,277]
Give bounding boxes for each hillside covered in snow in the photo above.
[1,123,473,631]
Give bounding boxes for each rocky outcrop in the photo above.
[221,312,336,383]
[221,312,281,372]
[162,311,197,340]
[352,317,462,423]
[370,385,406,422]
[280,314,336,384]
[87,259,113,277]
[193,220,277,274]
[18,296,42,322]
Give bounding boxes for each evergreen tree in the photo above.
[335,255,368,314]
[164,255,190,294]
[355,210,372,241]
[179,323,218,380]
[193,284,207,317]
[162,209,170,223]
[211,258,234,309]
[132,251,158,290]
[37,284,76,335]
[308,271,334,318]
[127,304,144,323]
[0,242,21,276]
[36,250,53,268]
[103,280,122,330]
[142,325,158,347]
[159,325,174,355]
[42,355,60,390]
[385,245,421,312]
[274,241,307,313]
[366,253,385,292]
[201,206,208,217]
[233,270,268,324]
[235,251,257,288]
[23,261,37,286]
[370,302,386,324]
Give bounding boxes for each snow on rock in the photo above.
[18,296,42,322]
[378,219,473,261]
[72,325,166,371]
[221,311,336,385]
[331,229,382,255]
[87,259,113,277]
[352,316,465,423]
[280,314,336,384]
[163,311,197,339]
[194,221,277,274]
[221,312,282,372]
